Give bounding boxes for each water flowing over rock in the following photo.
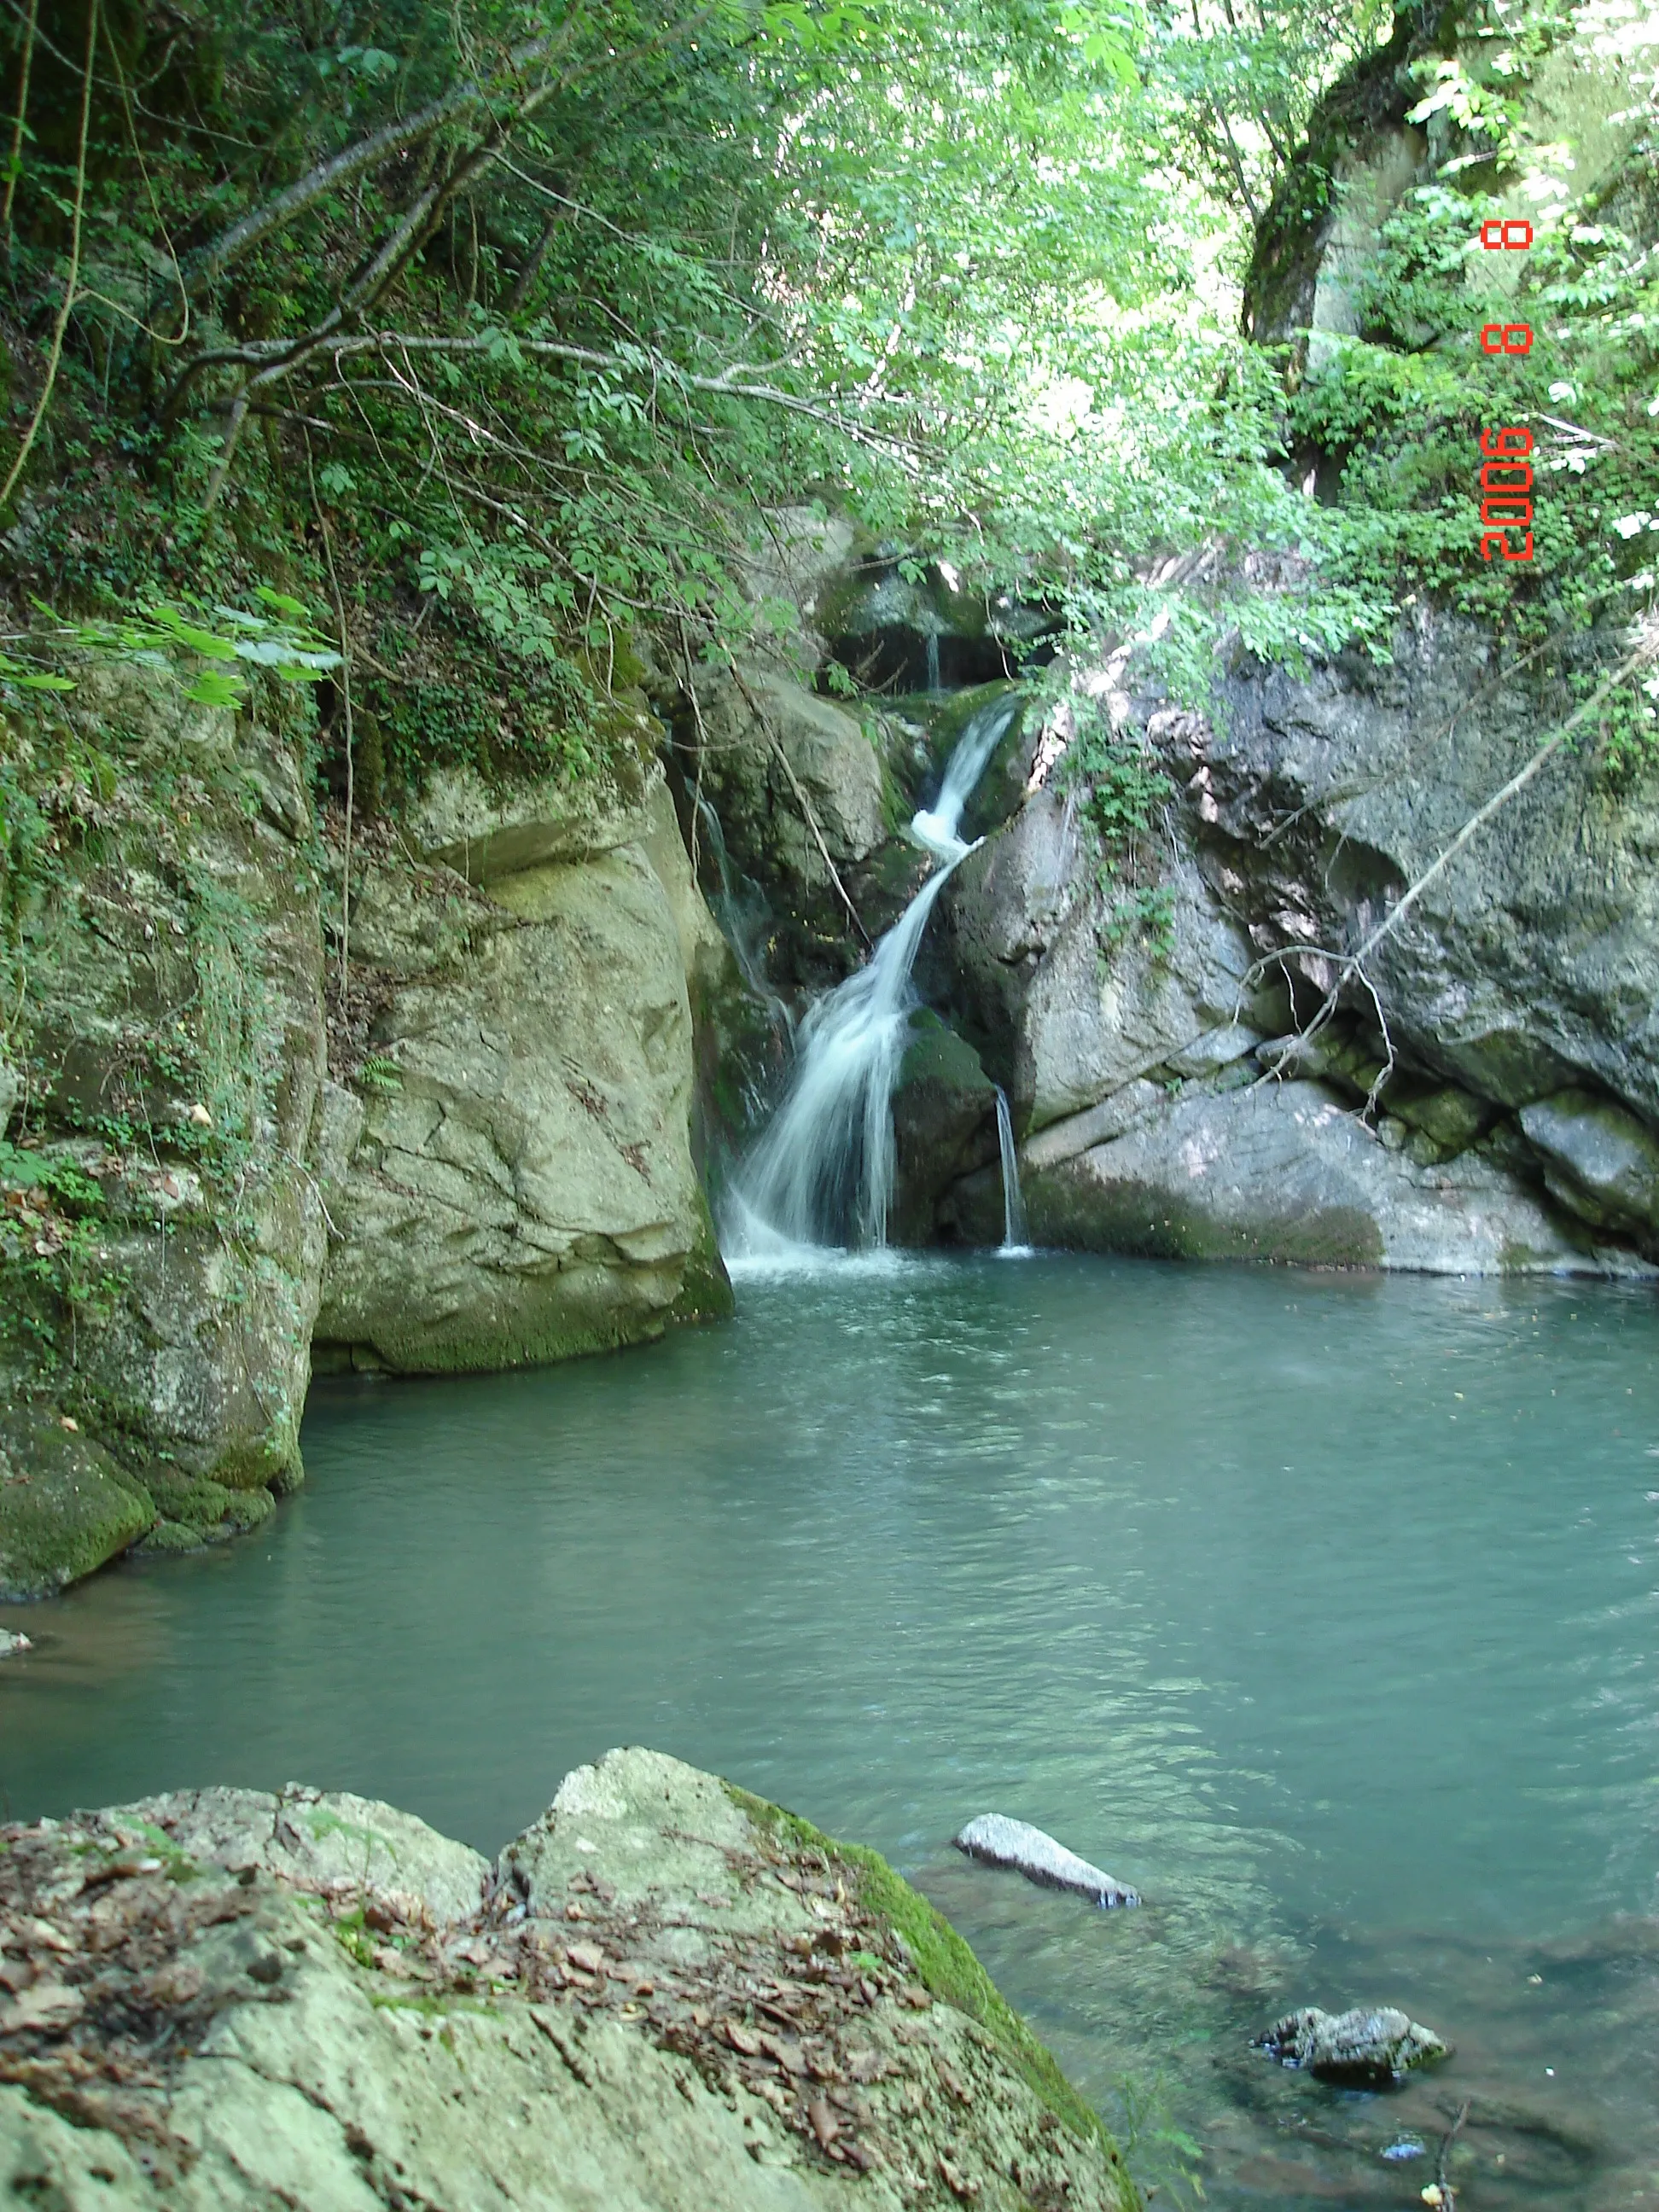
[913,693,1024,862]
[993,1089,1028,1251]
[726,698,1013,1254]
[1255,2005,1450,2087]
[727,860,964,1253]
[0,1752,1137,2212]
[953,1815,1139,1909]
[933,614,1659,1275]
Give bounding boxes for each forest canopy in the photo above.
[0,0,1656,789]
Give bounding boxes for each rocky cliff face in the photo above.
[925,614,1659,1275]
[313,763,732,1376]
[0,1749,1138,2212]
[0,672,328,1596]
[0,671,742,1593]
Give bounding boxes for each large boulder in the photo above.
[934,611,1659,1273]
[1517,1089,1659,1243]
[939,785,1268,1132]
[889,1016,998,1246]
[0,1752,1138,2212]
[690,662,888,894]
[315,796,731,1374]
[0,669,328,1594]
[947,1075,1618,1272]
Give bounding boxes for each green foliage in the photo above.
[357,1054,403,1093]
[1048,689,1177,957]
[0,0,1423,804]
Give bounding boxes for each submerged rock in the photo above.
[0,1752,1138,2211]
[1255,2005,1450,2086]
[954,1813,1140,1908]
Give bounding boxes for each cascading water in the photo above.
[993,1086,1029,1254]
[725,693,1018,1258]
[909,691,1022,863]
[924,632,942,696]
[724,858,965,1254]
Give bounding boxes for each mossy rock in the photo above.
[0,1406,154,1598]
[137,1469,276,1547]
[726,1783,1111,2153]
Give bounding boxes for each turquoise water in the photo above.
[3,1254,1657,2205]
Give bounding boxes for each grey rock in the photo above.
[691,662,888,894]
[316,830,731,1374]
[889,1017,998,1245]
[407,736,662,883]
[0,1756,1138,2212]
[1008,1079,1635,1273]
[1255,2005,1450,2087]
[0,1629,32,1657]
[935,607,1659,1272]
[940,797,1264,1134]
[0,669,325,1596]
[1518,1088,1659,1234]
[953,1813,1139,1909]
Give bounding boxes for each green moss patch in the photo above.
[725,1782,1111,2151]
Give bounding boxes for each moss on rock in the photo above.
[0,1406,154,1597]
[726,1782,1114,2154]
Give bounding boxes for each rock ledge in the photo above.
[1,1749,1138,2211]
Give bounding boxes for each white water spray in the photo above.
[910,693,1022,864]
[993,1086,1029,1254]
[726,694,1019,1257]
[725,858,965,1254]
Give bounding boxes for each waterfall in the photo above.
[994,1086,1030,1254]
[726,691,1021,1259]
[925,632,942,696]
[910,692,1022,864]
[725,859,963,1254]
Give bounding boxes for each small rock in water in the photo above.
[952,1814,1139,1908]
[1254,2005,1450,2087]
[0,1629,32,1659]
[1382,2137,1427,2162]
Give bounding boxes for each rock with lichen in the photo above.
[0,1749,1140,2212]
[1255,2004,1450,2087]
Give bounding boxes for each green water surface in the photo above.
[3,1254,1656,2207]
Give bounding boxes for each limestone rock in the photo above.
[316,833,731,1374]
[1517,1089,1659,1237]
[0,1754,1137,2212]
[406,737,661,883]
[0,1628,29,1656]
[0,670,326,1594]
[690,663,887,895]
[0,1408,154,1597]
[940,800,1263,1133]
[934,607,1659,1272]
[953,1814,1139,1909]
[1255,2005,1449,2087]
[958,1079,1635,1272]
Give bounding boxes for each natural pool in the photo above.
[3,1254,1656,2207]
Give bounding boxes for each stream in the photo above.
[4,1254,1656,2208]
